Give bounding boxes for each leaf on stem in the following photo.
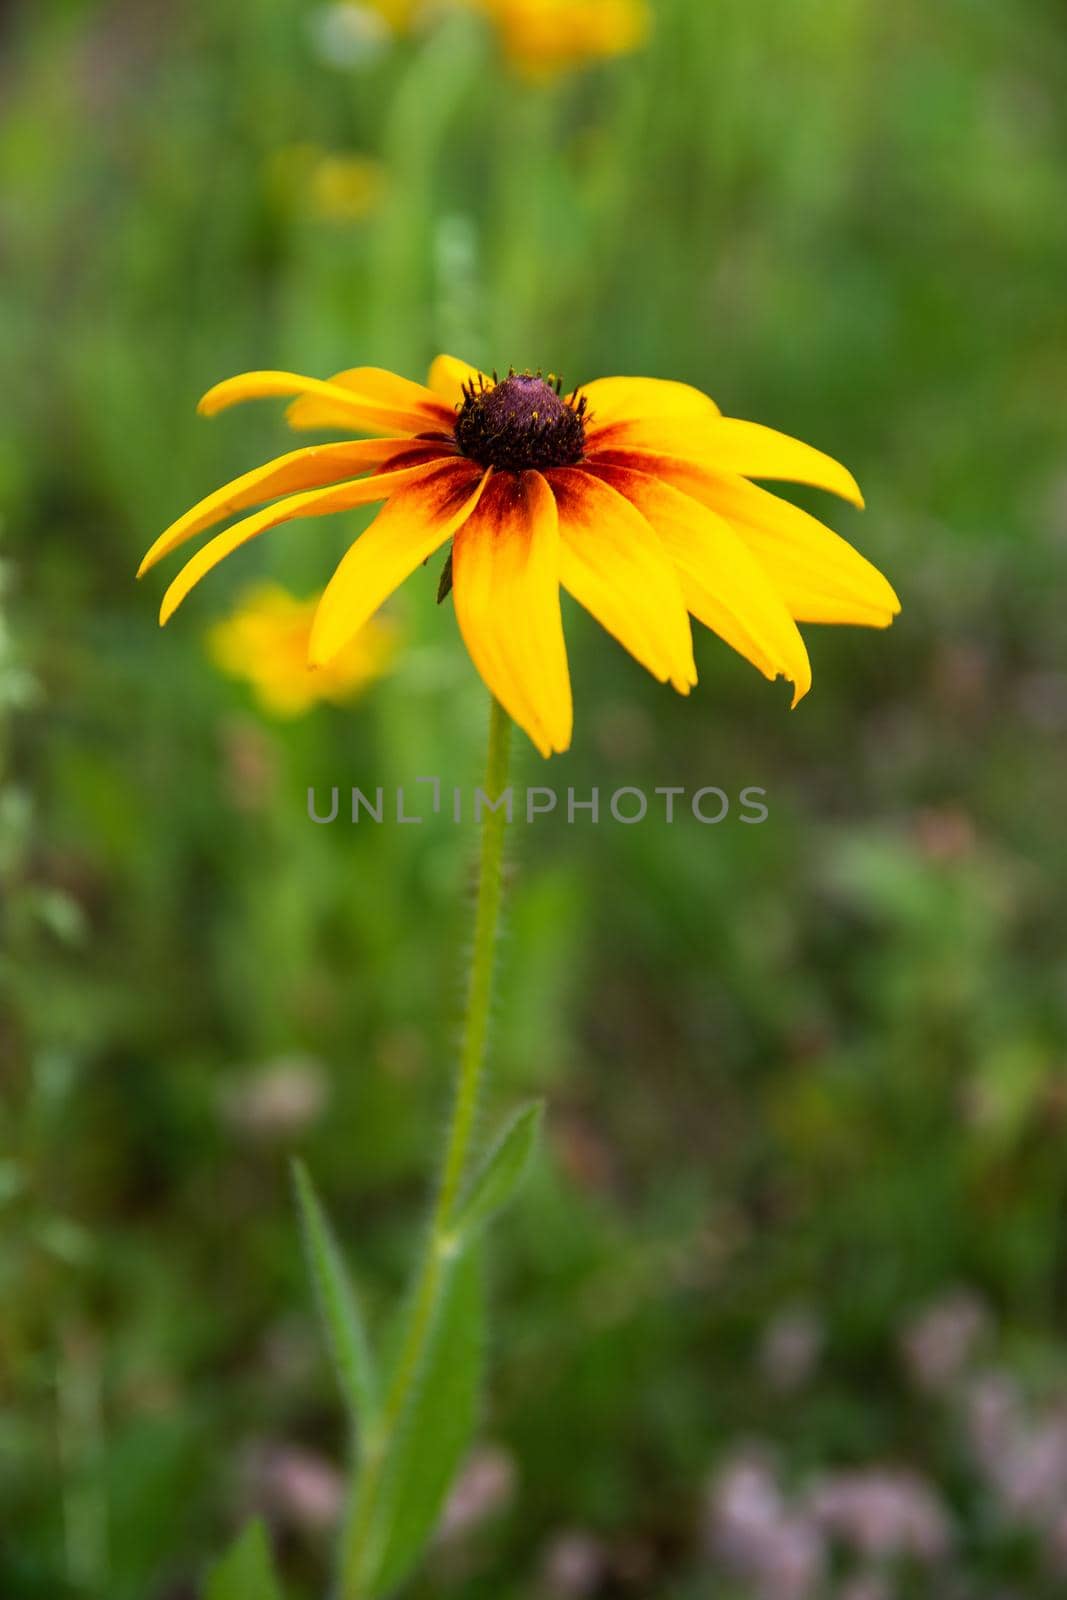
[365,1242,486,1596]
[204,1519,284,1600]
[451,1101,544,1243]
[292,1159,378,1428]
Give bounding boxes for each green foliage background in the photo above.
[3,0,1067,1595]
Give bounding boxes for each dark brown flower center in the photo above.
[454,371,587,472]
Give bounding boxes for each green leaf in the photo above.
[204,1519,283,1600]
[365,1243,486,1596]
[450,1101,544,1241]
[292,1159,378,1426]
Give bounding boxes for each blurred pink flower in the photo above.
[912,805,978,862]
[965,1371,1023,1471]
[966,1372,1067,1533]
[222,1055,329,1140]
[540,1530,609,1598]
[243,1442,345,1532]
[707,1454,825,1600]
[807,1468,952,1563]
[900,1289,989,1393]
[436,1445,515,1543]
[759,1305,824,1393]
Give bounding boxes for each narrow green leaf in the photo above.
[204,1519,283,1600]
[292,1159,377,1426]
[450,1101,544,1241]
[366,1243,486,1596]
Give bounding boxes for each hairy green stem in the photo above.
[340,695,513,1599]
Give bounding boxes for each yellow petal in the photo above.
[159,456,447,625]
[595,448,897,626]
[285,366,455,433]
[452,471,572,757]
[581,383,862,504]
[701,473,898,624]
[577,376,721,446]
[589,463,811,705]
[590,418,864,507]
[550,467,696,692]
[139,438,435,576]
[196,369,447,437]
[309,460,489,665]
[427,354,494,411]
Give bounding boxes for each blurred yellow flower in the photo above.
[207,583,398,718]
[307,152,387,222]
[356,0,649,75]
[470,0,649,77]
[267,144,386,223]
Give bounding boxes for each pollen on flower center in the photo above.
[454,371,587,473]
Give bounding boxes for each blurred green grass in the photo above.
[3,0,1067,1596]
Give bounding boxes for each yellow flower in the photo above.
[140,356,899,757]
[268,144,386,223]
[357,0,648,74]
[470,0,649,77]
[306,153,387,222]
[207,582,397,718]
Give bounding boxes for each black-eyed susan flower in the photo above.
[139,355,899,757]
[207,582,398,718]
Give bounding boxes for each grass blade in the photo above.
[292,1159,378,1429]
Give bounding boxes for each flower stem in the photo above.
[435,694,513,1228]
[340,695,513,1599]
